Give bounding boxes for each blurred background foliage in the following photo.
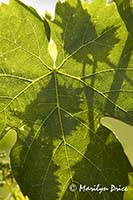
[0,130,30,199]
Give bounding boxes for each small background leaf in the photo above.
[101,117,133,166]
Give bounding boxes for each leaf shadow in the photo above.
[54,0,133,125]
[52,0,133,199]
[10,0,133,200]
[10,74,83,200]
[61,125,133,200]
[104,34,133,123]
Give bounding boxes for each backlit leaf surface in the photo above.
[0,0,133,199]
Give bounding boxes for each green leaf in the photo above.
[15,0,51,41]
[101,117,133,166]
[0,0,133,199]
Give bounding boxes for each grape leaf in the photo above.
[0,0,133,200]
